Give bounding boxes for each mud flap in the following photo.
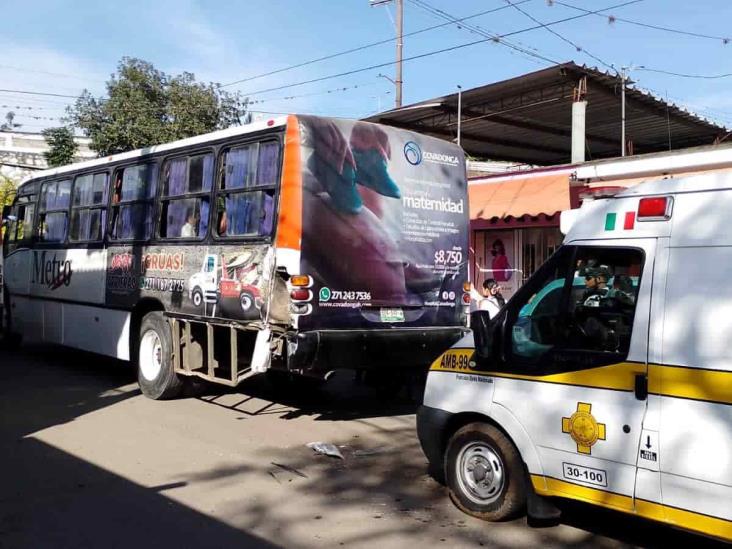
[251,327,272,373]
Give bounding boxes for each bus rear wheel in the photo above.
[445,423,526,522]
[137,312,183,400]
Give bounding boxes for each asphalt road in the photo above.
[0,344,725,549]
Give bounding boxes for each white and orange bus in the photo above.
[1,115,469,398]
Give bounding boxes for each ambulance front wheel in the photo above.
[445,423,527,521]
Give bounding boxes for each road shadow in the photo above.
[193,369,422,422]
[0,345,279,548]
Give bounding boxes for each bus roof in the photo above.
[21,115,291,185]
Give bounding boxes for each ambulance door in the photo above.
[494,240,654,511]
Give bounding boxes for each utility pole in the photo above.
[395,0,403,107]
[620,67,627,157]
[456,85,462,147]
[370,0,403,108]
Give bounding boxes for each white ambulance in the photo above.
[417,173,732,542]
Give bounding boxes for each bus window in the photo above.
[5,195,36,253]
[70,172,108,242]
[217,141,280,237]
[38,179,71,242]
[110,163,158,241]
[159,153,212,239]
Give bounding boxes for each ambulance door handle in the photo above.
[634,374,648,401]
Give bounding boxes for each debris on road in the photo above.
[352,446,392,457]
[306,441,345,459]
[271,461,308,478]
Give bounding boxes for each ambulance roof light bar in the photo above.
[637,196,673,221]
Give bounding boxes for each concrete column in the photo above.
[571,100,587,164]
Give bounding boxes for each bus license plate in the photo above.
[380,308,405,323]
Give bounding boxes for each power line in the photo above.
[406,0,556,66]
[220,0,534,88]
[637,67,732,79]
[503,0,616,71]
[239,0,642,97]
[0,88,80,99]
[553,0,731,44]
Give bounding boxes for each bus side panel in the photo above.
[104,244,286,324]
[63,303,131,360]
[296,115,468,331]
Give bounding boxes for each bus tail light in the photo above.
[290,275,312,288]
[638,196,672,220]
[290,288,312,302]
[462,281,471,292]
[462,293,471,305]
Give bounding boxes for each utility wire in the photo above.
[239,0,642,97]
[553,0,731,44]
[220,0,535,88]
[503,0,616,71]
[637,67,732,79]
[406,0,554,66]
[0,88,80,99]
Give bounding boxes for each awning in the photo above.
[469,173,571,221]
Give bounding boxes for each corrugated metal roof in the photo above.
[364,62,730,166]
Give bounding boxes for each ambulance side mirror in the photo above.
[470,310,494,362]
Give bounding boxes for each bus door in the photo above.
[494,239,655,511]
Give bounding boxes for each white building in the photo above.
[0,130,96,185]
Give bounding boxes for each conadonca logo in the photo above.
[404,141,422,165]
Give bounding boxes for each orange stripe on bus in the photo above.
[275,115,303,251]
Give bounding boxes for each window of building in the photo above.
[110,163,158,241]
[38,179,71,242]
[507,246,644,373]
[159,153,213,239]
[216,141,280,238]
[70,172,108,242]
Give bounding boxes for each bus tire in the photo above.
[445,422,527,522]
[137,312,183,400]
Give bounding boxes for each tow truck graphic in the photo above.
[188,252,262,319]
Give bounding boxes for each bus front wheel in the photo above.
[445,422,527,522]
[137,312,183,400]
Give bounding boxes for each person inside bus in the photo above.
[480,278,506,319]
[181,209,198,238]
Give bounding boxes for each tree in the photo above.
[0,176,15,208]
[42,127,78,167]
[0,112,21,131]
[67,57,251,156]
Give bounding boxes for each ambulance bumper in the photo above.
[416,405,454,469]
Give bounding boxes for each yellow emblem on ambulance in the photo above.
[562,402,606,455]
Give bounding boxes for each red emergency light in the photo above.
[637,196,672,220]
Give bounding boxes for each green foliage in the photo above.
[67,57,251,156]
[42,127,78,168]
[0,176,15,208]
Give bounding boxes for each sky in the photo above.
[2,0,732,133]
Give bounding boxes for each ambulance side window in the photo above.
[506,246,644,373]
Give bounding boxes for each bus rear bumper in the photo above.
[286,326,469,375]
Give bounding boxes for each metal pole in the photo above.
[457,85,462,147]
[395,0,403,107]
[621,67,626,157]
